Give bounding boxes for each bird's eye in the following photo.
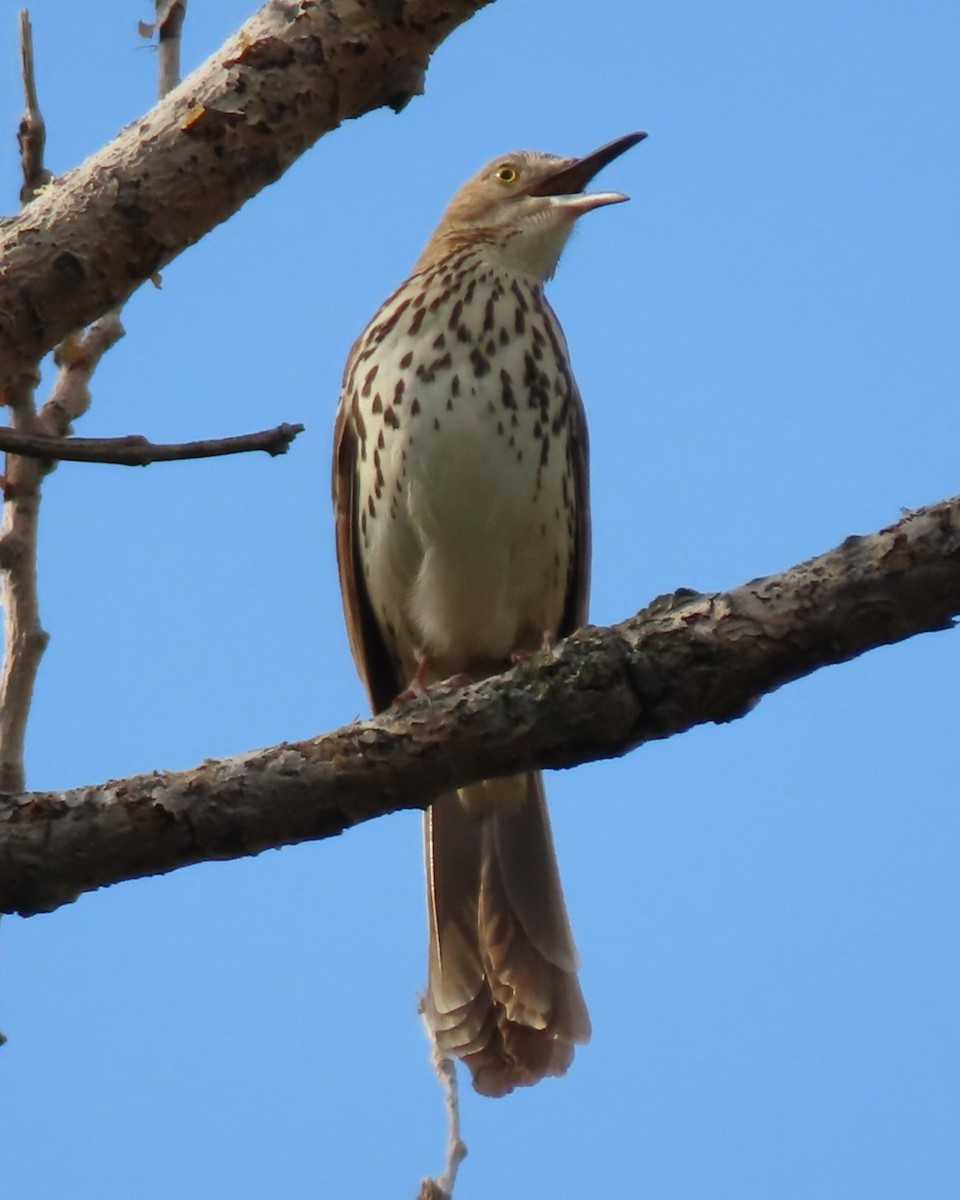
[495,164,518,184]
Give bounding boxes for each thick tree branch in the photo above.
[0,0,495,392]
[0,421,304,465]
[1,495,958,918]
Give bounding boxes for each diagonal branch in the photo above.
[1,494,958,918]
[0,421,304,466]
[0,0,496,392]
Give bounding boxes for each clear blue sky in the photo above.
[3,2,959,1197]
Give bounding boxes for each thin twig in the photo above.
[417,1009,468,1200]
[156,1,186,99]
[16,10,51,204]
[0,423,305,466]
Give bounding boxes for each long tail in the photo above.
[422,770,591,1097]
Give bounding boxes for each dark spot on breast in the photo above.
[384,406,400,429]
[376,297,410,337]
[500,370,516,410]
[483,296,495,332]
[433,333,446,349]
[433,417,440,431]
[447,299,464,330]
[400,351,413,369]
[367,495,376,517]
[394,379,405,406]
[408,308,426,336]
[470,347,490,377]
[371,394,383,415]
[451,374,460,397]
[411,397,421,416]
[362,364,379,397]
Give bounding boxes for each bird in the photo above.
[333,131,645,1096]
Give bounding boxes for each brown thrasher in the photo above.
[333,131,645,1096]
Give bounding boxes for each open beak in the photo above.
[527,130,647,213]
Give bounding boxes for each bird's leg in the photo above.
[395,658,472,706]
[394,656,434,705]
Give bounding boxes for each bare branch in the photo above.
[418,1014,468,1200]
[0,377,46,795]
[38,316,126,437]
[0,10,53,792]
[0,0,496,391]
[16,9,51,204]
[0,422,305,466]
[2,495,958,917]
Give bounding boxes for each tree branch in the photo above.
[0,11,53,793]
[0,0,496,392]
[0,421,304,466]
[2,494,958,918]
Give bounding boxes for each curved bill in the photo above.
[526,131,648,199]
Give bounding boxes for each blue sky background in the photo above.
[2,2,959,1196]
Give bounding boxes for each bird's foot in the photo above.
[395,659,471,706]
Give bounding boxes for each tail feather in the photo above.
[423,771,590,1097]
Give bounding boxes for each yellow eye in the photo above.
[495,164,518,184]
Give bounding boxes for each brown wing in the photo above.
[539,295,589,638]
[332,389,402,715]
[561,377,590,637]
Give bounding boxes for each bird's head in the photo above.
[415,131,647,281]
